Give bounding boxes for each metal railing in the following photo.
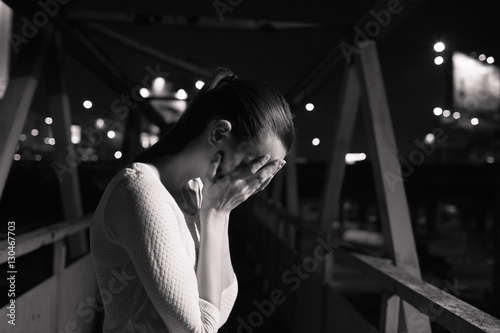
[237,199,500,333]
[1,216,97,333]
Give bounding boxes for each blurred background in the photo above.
[0,0,499,332]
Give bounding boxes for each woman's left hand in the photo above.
[201,153,285,215]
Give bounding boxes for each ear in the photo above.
[208,120,232,147]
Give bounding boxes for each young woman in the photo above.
[90,68,295,332]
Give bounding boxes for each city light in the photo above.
[83,100,92,109]
[140,133,150,149]
[114,151,122,159]
[312,138,320,146]
[13,154,20,161]
[107,130,116,139]
[96,118,105,129]
[31,129,39,136]
[175,89,188,100]
[195,80,205,89]
[45,117,53,125]
[487,56,495,64]
[433,107,443,116]
[345,153,367,164]
[434,42,445,52]
[471,118,479,126]
[478,54,486,61]
[305,103,314,111]
[452,112,461,119]
[434,56,444,65]
[486,156,495,164]
[140,88,150,98]
[19,134,27,141]
[152,77,166,93]
[443,110,451,117]
[71,125,81,144]
[424,133,435,144]
[150,134,159,146]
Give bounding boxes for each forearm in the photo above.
[221,215,235,290]
[197,210,227,309]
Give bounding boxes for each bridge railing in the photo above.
[235,200,500,333]
[1,216,98,333]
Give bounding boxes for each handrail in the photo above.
[335,249,500,333]
[0,215,92,264]
[250,200,500,333]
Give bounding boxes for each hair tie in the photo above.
[222,74,238,86]
[229,74,238,82]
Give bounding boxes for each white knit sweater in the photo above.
[90,162,238,332]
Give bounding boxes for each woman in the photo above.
[90,68,295,332]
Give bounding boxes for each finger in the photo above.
[240,162,275,189]
[237,154,271,177]
[277,160,286,172]
[205,153,221,181]
[254,159,285,179]
[247,164,280,191]
[255,176,273,193]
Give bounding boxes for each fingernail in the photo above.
[280,160,286,167]
[264,154,270,161]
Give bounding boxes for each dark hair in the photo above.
[134,67,295,163]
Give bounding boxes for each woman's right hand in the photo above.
[201,153,285,215]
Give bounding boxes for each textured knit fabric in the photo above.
[90,162,238,332]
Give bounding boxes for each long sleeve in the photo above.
[100,165,220,333]
[219,274,238,327]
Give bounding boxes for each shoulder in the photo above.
[104,163,178,219]
[103,163,182,241]
[114,163,170,199]
[114,163,157,190]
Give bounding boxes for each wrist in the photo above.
[199,209,228,232]
[200,207,228,220]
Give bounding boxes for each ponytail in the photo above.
[133,67,294,164]
[202,67,238,91]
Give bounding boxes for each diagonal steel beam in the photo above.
[286,0,430,108]
[0,2,12,99]
[357,41,431,333]
[66,10,320,30]
[0,26,53,200]
[319,65,361,232]
[57,19,168,130]
[83,22,211,78]
[58,19,134,93]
